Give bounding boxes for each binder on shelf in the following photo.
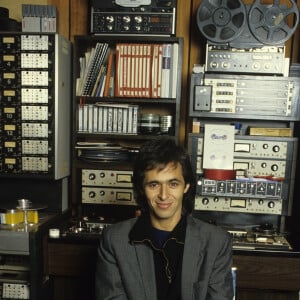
[152,44,159,98]
[161,43,172,98]
[81,43,103,96]
[170,43,179,98]
[144,44,152,98]
[81,42,109,96]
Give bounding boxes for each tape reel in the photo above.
[248,0,299,45]
[196,0,247,43]
[197,0,300,45]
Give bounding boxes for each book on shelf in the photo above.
[115,44,123,97]
[77,41,179,99]
[144,44,152,98]
[161,43,172,98]
[157,44,163,98]
[151,44,160,98]
[103,51,115,97]
[91,64,107,97]
[170,43,179,98]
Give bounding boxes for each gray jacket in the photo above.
[95,215,233,300]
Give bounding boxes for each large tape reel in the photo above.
[196,0,247,43]
[248,0,299,45]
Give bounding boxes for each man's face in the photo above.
[143,162,190,231]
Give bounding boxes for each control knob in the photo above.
[134,16,142,23]
[89,191,96,198]
[89,173,96,180]
[106,16,114,23]
[122,16,131,23]
[268,201,275,208]
[202,198,209,205]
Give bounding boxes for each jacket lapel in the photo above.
[181,217,204,299]
[134,243,157,300]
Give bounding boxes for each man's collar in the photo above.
[129,213,187,244]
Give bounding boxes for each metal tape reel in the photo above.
[248,0,300,45]
[196,0,247,43]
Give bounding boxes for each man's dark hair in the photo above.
[132,137,196,214]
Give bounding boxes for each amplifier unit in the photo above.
[189,134,297,179]
[189,72,300,121]
[0,33,71,179]
[82,187,135,205]
[82,169,133,187]
[194,195,283,215]
[205,43,288,75]
[90,0,176,35]
[188,133,297,216]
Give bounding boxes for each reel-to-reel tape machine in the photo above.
[196,0,299,74]
[196,0,299,47]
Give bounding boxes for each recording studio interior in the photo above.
[0,0,300,299]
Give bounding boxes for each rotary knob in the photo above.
[202,198,209,205]
[106,16,114,23]
[273,145,280,152]
[134,16,142,23]
[89,191,96,198]
[258,199,264,205]
[268,201,275,208]
[261,162,267,168]
[89,173,96,180]
[122,16,131,23]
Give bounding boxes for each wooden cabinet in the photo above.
[44,239,300,300]
[71,35,183,217]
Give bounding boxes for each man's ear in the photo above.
[184,183,190,194]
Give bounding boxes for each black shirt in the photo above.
[129,213,187,300]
